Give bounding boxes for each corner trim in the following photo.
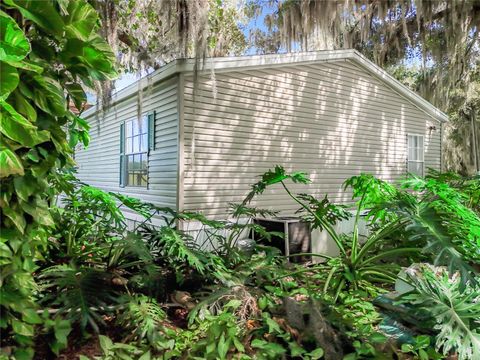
[176,73,185,219]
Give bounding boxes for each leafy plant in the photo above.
[399,335,443,360]
[251,312,324,360]
[92,335,151,360]
[0,0,116,354]
[189,301,247,359]
[47,183,127,264]
[247,167,421,300]
[398,264,480,360]
[426,169,480,215]
[326,292,383,339]
[40,312,72,356]
[142,225,208,278]
[402,175,480,268]
[117,295,167,346]
[39,264,120,332]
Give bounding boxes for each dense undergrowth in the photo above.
[2,167,479,360]
[2,2,479,359]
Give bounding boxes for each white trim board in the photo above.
[82,49,448,123]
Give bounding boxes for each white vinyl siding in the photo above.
[75,76,179,221]
[181,60,442,218]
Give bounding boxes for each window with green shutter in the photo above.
[119,112,154,188]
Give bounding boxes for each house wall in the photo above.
[75,76,179,223]
[181,60,442,219]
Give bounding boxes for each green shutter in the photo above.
[119,122,125,187]
[148,111,155,151]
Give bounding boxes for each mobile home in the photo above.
[75,50,447,242]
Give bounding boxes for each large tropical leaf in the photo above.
[0,62,19,100]
[4,0,65,37]
[0,100,50,146]
[0,148,24,177]
[0,10,29,62]
[61,37,117,80]
[399,265,480,360]
[40,265,119,332]
[30,75,67,116]
[64,0,98,41]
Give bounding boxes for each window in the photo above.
[407,134,424,176]
[120,113,155,187]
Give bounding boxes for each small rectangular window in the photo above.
[407,134,424,177]
[122,116,149,187]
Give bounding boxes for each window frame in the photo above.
[407,133,425,177]
[119,112,155,188]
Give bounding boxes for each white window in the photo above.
[119,112,155,188]
[124,117,149,187]
[407,134,424,176]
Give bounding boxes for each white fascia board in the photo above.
[179,49,357,72]
[82,49,448,124]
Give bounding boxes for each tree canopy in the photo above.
[95,0,480,174]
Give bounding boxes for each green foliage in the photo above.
[94,335,151,360]
[403,176,480,263]
[398,264,480,360]
[142,225,208,278]
[47,183,126,263]
[40,264,120,332]
[5,153,478,359]
[189,301,246,360]
[400,335,443,360]
[251,312,324,360]
[252,167,421,301]
[0,0,116,354]
[357,173,480,283]
[326,292,383,339]
[426,170,480,215]
[243,165,310,204]
[40,312,72,356]
[117,295,167,346]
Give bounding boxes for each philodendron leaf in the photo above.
[4,0,65,38]
[0,148,24,177]
[50,318,72,355]
[61,37,117,80]
[65,83,86,111]
[64,0,98,41]
[4,59,43,73]
[31,75,66,116]
[12,89,37,122]
[0,10,29,62]
[2,204,26,233]
[0,100,50,147]
[0,62,19,100]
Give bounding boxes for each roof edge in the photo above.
[348,50,448,123]
[82,49,448,123]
